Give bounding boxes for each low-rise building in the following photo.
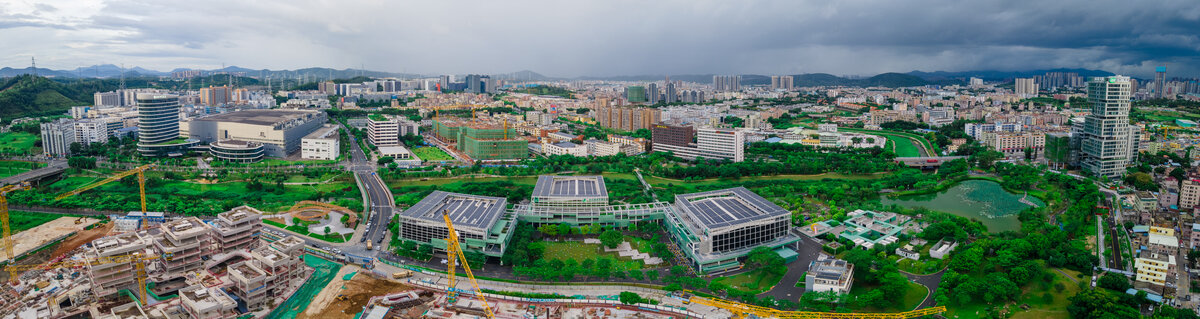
[805,257,854,294]
[85,232,153,296]
[584,139,621,156]
[896,245,920,261]
[301,124,340,160]
[155,217,212,278]
[837,210,908,250]
[379,145,415,160]
[929,239,958,259]
[1134,251,1176,286]
[397,191,515,258]
[543,141,588,156]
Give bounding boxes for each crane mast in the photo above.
[442,209,494,318]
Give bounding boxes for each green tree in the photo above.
[1097,272,1130,292]
[618,291,647,305]
[600,229,623,248]
[745,246,786,276]
[557,223,572,236]
[1067,289,1139,319]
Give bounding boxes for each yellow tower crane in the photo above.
[441,209,495,318]
[0,182,32,259]
[55,164,155,214]
[689,296,946,319]
[4,252,159,305]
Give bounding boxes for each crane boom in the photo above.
[55,164,154,214]
[690,296,946,319]
[0,182,32,259]
[442,210,495,318]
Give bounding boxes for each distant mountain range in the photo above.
[0,65,1118,88]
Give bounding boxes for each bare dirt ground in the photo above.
[0,217,99,264]
[0,219,109,282]
[50,221,114,257]
[299,266,414,319]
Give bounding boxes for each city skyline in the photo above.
[1,0,1198,78]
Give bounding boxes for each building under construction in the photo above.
[433,119,528,161]
[2,206,312,318]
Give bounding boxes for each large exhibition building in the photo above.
[398,175,798,274]
[182,109,328,159]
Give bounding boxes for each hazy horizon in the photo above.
[2,0,1198,78]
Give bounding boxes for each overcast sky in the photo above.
[1,0,1198,78]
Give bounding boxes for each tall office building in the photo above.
[712,75,741,92]
[665,77,677,103]
[1015,78,1038,96]
[137,94,195,157]
[625,86,647,103]
[647,83,659,104]
[1155,66,1167,99]
[969,77,984,87]
[1081,76,1137,178]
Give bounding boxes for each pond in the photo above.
[880,179,1044,233]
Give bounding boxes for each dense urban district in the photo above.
[0,67,1198,319]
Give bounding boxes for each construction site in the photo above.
[431,119,530,161]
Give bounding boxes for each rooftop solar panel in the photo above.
[675,187,790,230]
[532,175,609,199]
[400,191,506,230]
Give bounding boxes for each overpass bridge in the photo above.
[894,156,966,168]
[0,160,67,186]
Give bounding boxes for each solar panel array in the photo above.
[532,175,608,198]
[401,191,506,230]
[677,187,789,229]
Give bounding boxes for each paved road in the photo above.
[343,132,396,250]
[0,160,66,185]
[902,268,945,310]
[761,234,826,301]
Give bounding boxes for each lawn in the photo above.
[842,128,938,156]
[412,146,454,161]
[9,210,78,233]
[541,240,644,271]
[0,133,38,155]
[895,257,947,275]
[0,161,43,179]
[711,269,784,294]
[847,281,928,312]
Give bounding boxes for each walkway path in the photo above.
[1056,269,1079,284]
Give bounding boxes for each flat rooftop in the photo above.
[532,175,608,199]
[304,124,339,140]
[400,191,507,230]
[675,187,789,229]
[194,109,321,126]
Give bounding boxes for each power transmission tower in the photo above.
[30,57,37,77]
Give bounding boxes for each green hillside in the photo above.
[0,75,87,119]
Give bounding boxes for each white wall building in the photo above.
[367,115,419,147]
[301,124,340,160]
[584,139,621,156]
[40,118,77,157]
[543,142,588,157]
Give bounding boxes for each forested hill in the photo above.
[0,75,89,119]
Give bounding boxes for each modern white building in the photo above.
[182,109,328,158]
[301,124,340,160]
[379,145,414,159]
[94,91,122,107]
[367,115,419,147]
[584,139,621,156]
[805,257,854,294]
[543,142,588,156]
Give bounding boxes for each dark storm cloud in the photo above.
[1,0,1197,77]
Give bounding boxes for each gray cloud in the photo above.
[1,0,1197,78]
